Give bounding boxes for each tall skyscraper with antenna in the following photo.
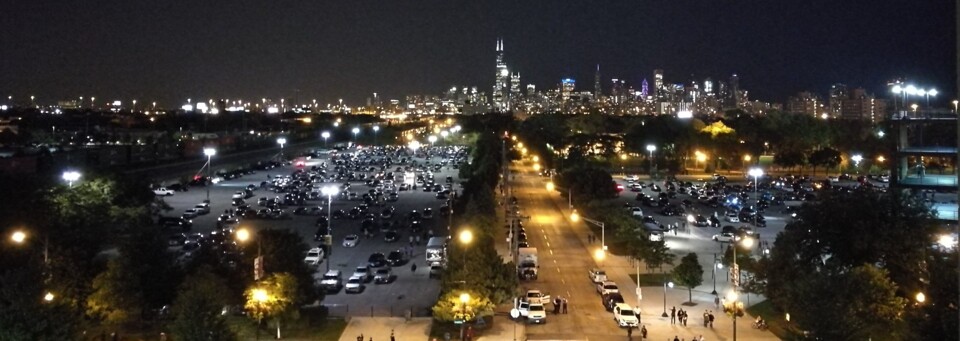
[492,39,510,112]
[594,64,602,99]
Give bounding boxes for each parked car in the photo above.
[303,248,325,267]
[342,234,359,247]
[596,281,619,295]
[317,270,342,293]
[613,303,640,328]
[153,187,175,196]
[374,267,394,284]
[344,275,365,293]
[588,268,607,283]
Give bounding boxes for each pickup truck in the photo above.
[525,290,551,305]
[153,187,175,196]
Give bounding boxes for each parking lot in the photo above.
[157,145,467,317]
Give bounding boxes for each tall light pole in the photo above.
[459,292,471,340]
[646,144,657,175]
[662,280,674,317]
[351,127,360,144]
[322,185,339,272]
[373,125,380,145]
[236,228,263,281]
[428,135,438,146]
[62,170,81,188]
[571,211,606,252]
[851,154,863,174]
[712,254,722,295]
[729,235,754,341]
[321,131,330,147]
[11,229,48,266]
[277,138,287,161]
[204,148,216,202]
[459,229,473,268]
[748,167,763,228]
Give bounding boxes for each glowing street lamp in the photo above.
[372,125,380,145]
[277,138,287,161]
[916,292,926,304]
[428,135,438,145]
[43,292,55,302]
[459,229,473,267]
[351,127,360,144]
[203,148,216,202]
[646,144,657,175]
[10,230,26,244]
[594,248,606,266]
[570,210,580,222]
[322,185,339,271]
[62,170,81,187]
[851,154,863,174]
[546,182,555,192]
[321,131,330,147]
[408,140,421,153]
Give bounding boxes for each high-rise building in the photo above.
[641,79,650,99]
[828,83,848,118]
[611,79,626,105]
[653,69,664,99]
[526,84,536,97]
[786,91,821,116]
[561,78,575,102]
[492,38,510,112]
[704,78,714,96]
[510,72,521,97]
[594,64,602,99]
[839,88,887,123]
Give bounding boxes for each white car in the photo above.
[182,209,200,219]
[153,188,175,196]
[526,302,547,323]
[827,175,840,182]
[712,232,738,243]
[630,207,644,217]
[342,234,359,247]
[525,290,551,305]
[353,265,373,283]
[725,211,740,223]
[232,191,245,199]
[193,203,210,214]
[613,303,639,327]
[596,281,619,295]
[344,275,365,293]
[588,268,607,283]
[303,248,324,267]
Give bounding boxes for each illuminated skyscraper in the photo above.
[653,69,664,99]
[492,38,510,111]
[594,64,601,99]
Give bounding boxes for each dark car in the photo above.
[660,204,684,216]
[367,253,388,268]
[601,292,626,311]
[159,216,192,231]
[384,231,399,243]
[331,210,346,219]
[693,214,710,227]
[387,250,407,266]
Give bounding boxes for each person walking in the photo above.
[640,325,647,339]
[553,297,561,314]
[714,296,720,309]
[410,263,417,273]
[562,298,568,314]
[670,306,676,324]
[708,312,715,328]
[703,310,709,327]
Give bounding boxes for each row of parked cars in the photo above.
[588,268,640,328]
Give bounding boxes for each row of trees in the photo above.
[516,112,896,175]
[0,173,318,340]
[432,115,518,324]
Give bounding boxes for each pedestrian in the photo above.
[357,334,363,341]
[415,235,421,245]
[411,263,417,272]
[703,311,708,327]
[673,336,680,341]
[708,312,715,328]
[562,298,568,314]
[714,296,720,309]
[683,312,688,326]
[670,306,676,324]
[627,326,633,339]
[390,329,395,341]
[409,236,414,246]
[698,335,705,341]
[553,297,561,314]
[640,325,647,339]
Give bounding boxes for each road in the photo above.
[160,146,459,318]
[505,160,781,340]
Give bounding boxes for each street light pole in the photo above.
[322,186,339,272]
[204,148,216,203]
[646,144,657,176]
[277,138,287,162]
[373,125,380,145]
[748,168,763,228]
[711,253,720,295]
[321,131,330,147]
[661,278,673,317]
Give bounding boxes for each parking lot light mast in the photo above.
[276,138,287,161]
[661,280,674,317]
[459,229,473,268]
[748,167,763,228]
[62,170,81,188]
[203,148,216,202]
[646,144,657,175]
[730,235,754,341]
[321,185,339,272]
[373,125,380,145]
[572,213,606,252]
[321,131,330,147]
[236,228,263,280]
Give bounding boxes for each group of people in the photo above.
[672,336,706,341]
[669,306,691,326]
[552,296,569,314]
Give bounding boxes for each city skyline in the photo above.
[0,1,954,106]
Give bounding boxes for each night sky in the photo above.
[0,1,955,107]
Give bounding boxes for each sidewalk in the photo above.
[338,317,432,341]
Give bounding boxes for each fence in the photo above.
[322,303,434,318]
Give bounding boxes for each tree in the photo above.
[559,166,617,203]
[764,189,935,338]
[245,273,299,339]
[431,290,495,323]
[808,147,841,175]
[238,229,315,303]
[672,253,704,303]
[643,238,675,273]
[0,265,81,340]
[169,267,236,341]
